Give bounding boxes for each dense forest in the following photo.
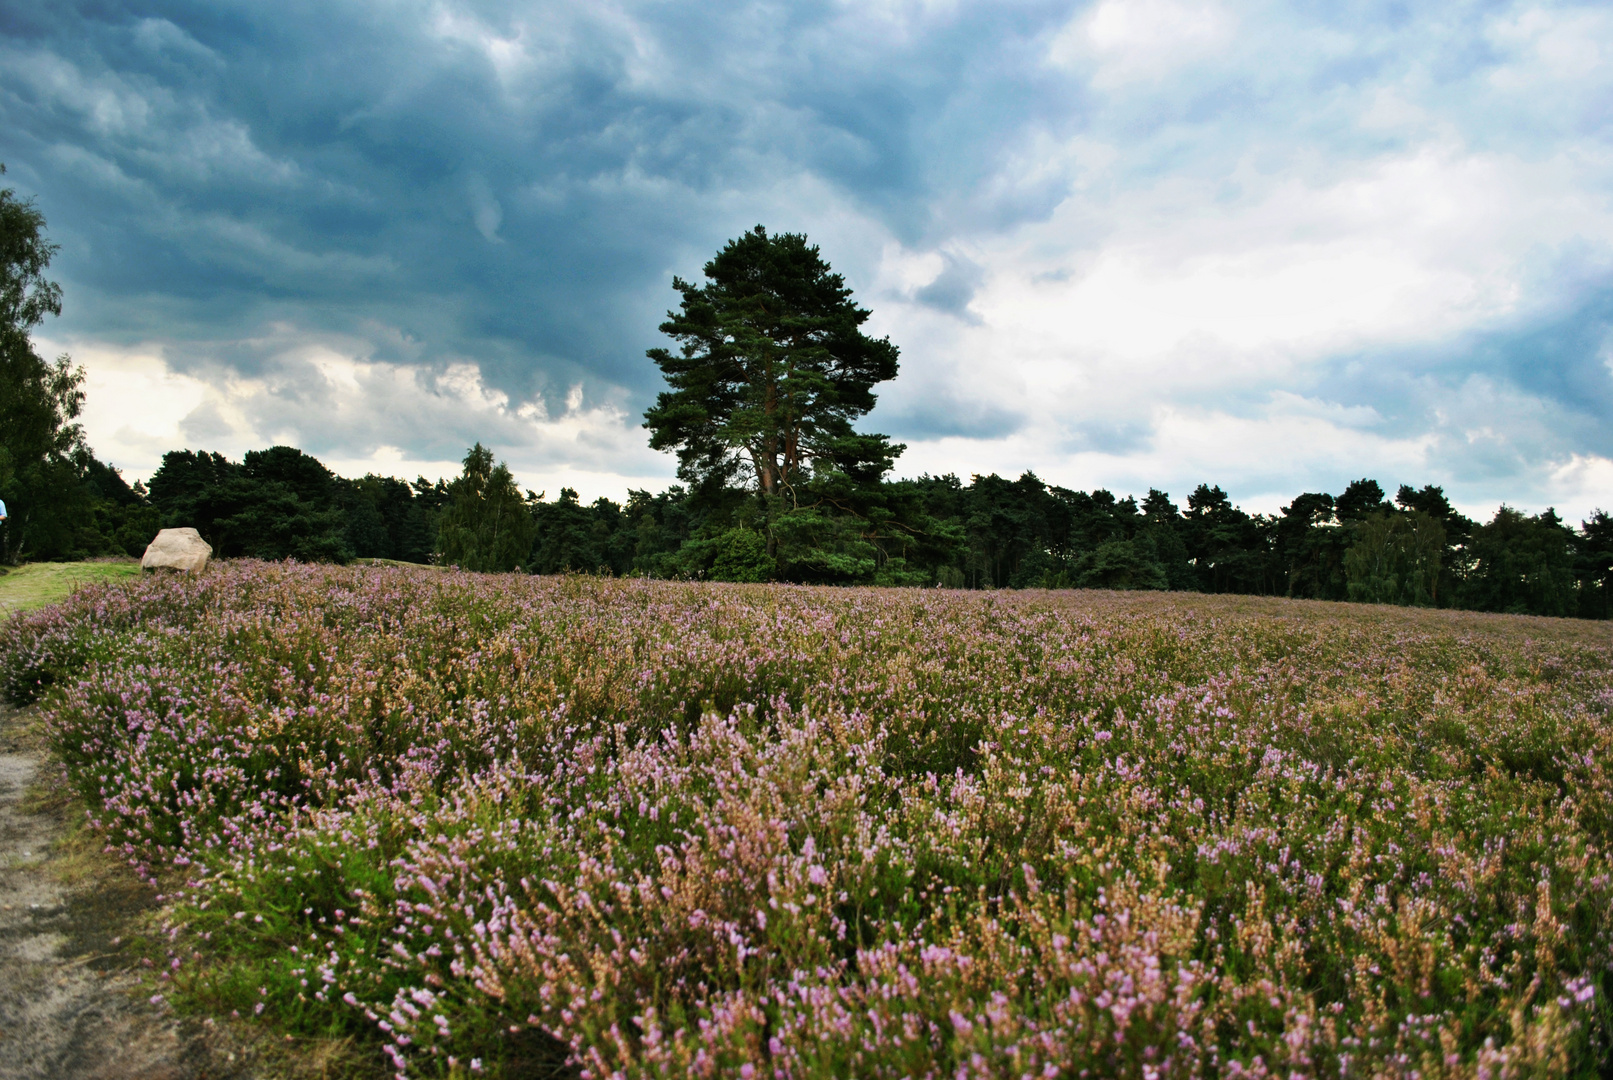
[3,188,1609,619]
[11,438,1609,620]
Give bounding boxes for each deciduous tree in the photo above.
[0,164,92,562]
[437,444,535,572]
[1345,510,1445,606]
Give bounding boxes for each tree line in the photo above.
[3,188,1608,618]
[22,437,1604,620]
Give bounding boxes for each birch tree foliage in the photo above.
[437,443,536,572]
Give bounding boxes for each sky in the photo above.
[3,0,1612,522]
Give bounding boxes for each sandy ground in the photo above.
[0,693,501,1080]
[0,705,259,1080]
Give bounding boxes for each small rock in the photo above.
[142,528,213,573]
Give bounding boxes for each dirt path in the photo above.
[0,706,248,1080]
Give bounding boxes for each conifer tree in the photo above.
[643,226,902,505]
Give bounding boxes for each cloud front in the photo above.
[2,0,1610,517]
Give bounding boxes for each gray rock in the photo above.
[141,528,213,573]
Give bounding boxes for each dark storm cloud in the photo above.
[0,0,1079,401]
[914,252,985,322]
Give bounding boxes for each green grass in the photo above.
[0,561,143,617]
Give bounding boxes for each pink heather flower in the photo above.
[19,562,1612,1080]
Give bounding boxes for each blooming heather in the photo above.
[3,562,1611,1078]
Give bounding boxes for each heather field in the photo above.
[3,565,1612,1079]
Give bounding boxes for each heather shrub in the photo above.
[6,561,1612,1078]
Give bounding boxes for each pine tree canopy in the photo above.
[642,226,902,503]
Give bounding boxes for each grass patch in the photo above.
[0,560,143,617]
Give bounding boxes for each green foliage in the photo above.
[230,446,351,562]
[767,506,873,582]
[528,487,623,574]
[83,456,161,556]
[1074,537,1170,590]
[1577,511,1613,620]
[1182,484,1269,593]
[643,226,902,498]
[1460,506,1579,616]
[619,486,699,576]
[1334,477,1390,521]
[0,165,62,331]
[1275,492,1347,600]
[514,462,1611,619]
[88,433,1613,621]
[1345,510,1445,606]
[145,449,237,541]
[147,446,351,561]
[1396,483,1476,603]
[709,527,774,582]
[342,474,443,564]
[437,444,535,572]
[0,165,102,564]
[145,447,451,566]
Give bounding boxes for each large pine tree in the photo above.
[643,226,902,505]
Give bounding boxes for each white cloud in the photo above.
[1486,5,1610,90]
[53,334,675,502]
[67,343,212,470]
[861,119,1613,511]
[465,173,505,242]
[1546,455,1613,521]
[889,392,1431,504]
[984,143,1604,359]
[1049,0,1235,86]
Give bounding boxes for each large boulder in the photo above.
[142,528,213,573]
